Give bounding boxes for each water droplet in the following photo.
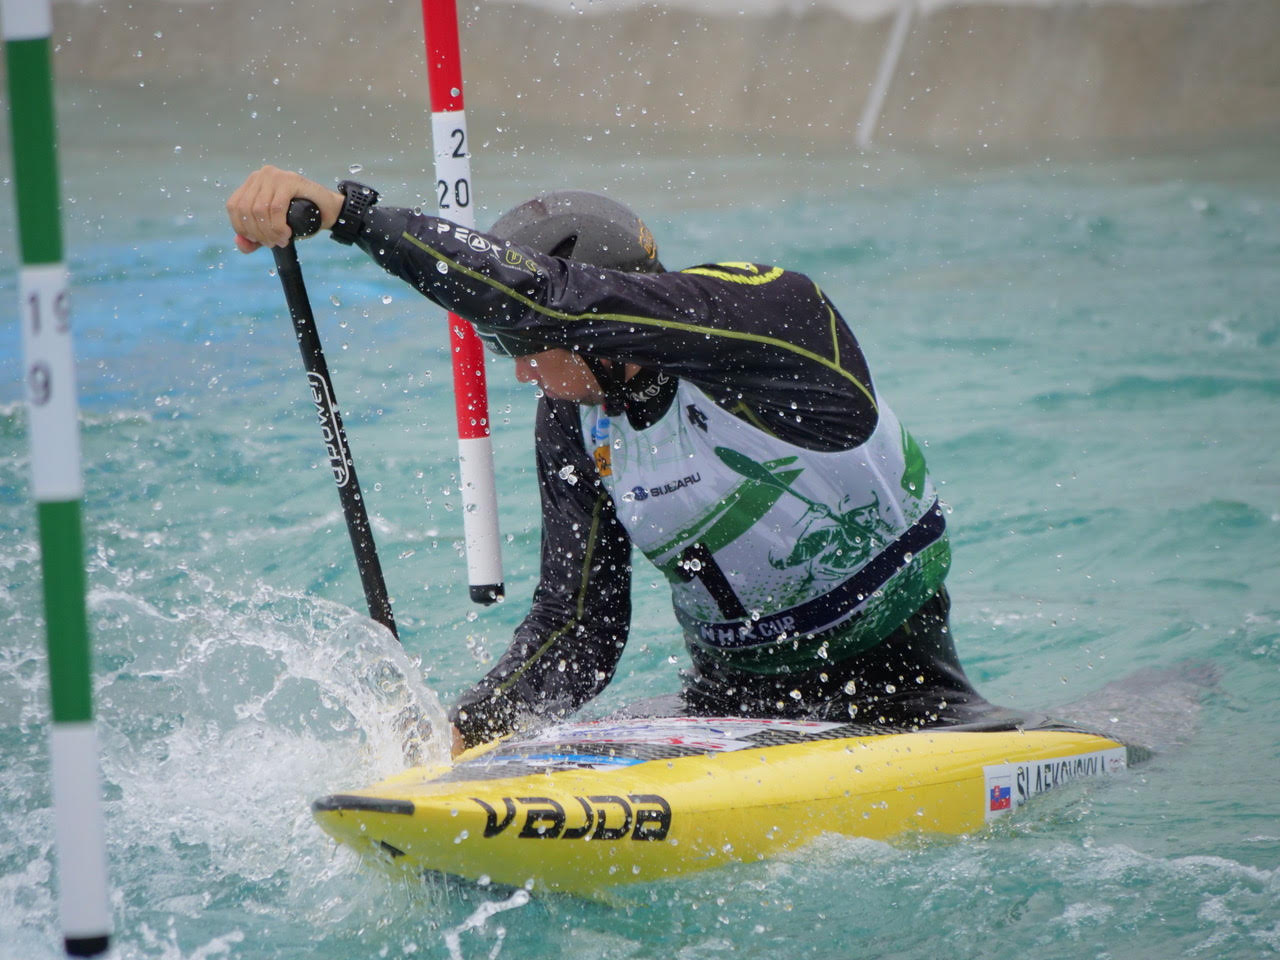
[348,163,364,174]
[436,261,448,274]
[330,294,341,307]
[380,294,393,305]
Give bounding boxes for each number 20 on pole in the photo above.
[435,126,470,211]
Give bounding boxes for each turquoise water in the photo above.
[2,82,1279,959]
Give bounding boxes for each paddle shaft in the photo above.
[272,200,398,639]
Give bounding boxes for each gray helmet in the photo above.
[476,191,664,357]
[492,190,663,273]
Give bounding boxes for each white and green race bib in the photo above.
[583,382,949,671]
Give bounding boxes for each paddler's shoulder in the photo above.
[675,261,797,288]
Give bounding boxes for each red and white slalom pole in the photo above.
[419,0,504,605]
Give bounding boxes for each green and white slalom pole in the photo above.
[2,1,112,956]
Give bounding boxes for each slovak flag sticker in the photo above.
[983,763,1015,821]
[989,784,1012,811]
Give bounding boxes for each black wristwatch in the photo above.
[330,180,379,245]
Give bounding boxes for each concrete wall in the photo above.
[41,0,1280,148]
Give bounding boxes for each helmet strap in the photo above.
[580,355,627,417]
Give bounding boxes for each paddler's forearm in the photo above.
[354,206,555,325]
[448,398,634,750]
[353,208,881,450]
[448,588,632,749]
[351,208,764,374]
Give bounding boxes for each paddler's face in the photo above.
[514,348,605,404]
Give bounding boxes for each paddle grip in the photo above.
[287,198,323,241]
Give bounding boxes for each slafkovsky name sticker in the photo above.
[983,747,1127,821]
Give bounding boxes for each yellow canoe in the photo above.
[312,716,1131,894]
